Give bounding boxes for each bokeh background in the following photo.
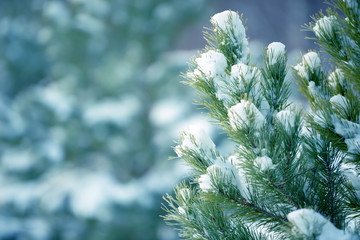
[0,0,327,239]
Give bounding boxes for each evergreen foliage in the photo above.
[164,1,360,239]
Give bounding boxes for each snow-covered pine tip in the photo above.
[332,117,360,154]
[287,209,354,240]
[194,50,227,79]
[329,94,349,110]
[175,125,216,159]
[267,42,286,65]
[340,163,360,198]
[294,51,322,80]
[253,156,275,171]
[228,100,266,130]
[230,62,261,85]
[276,109,296,132]
[328,68,345,89]
[211,10,243,34]
[302,52,322,71]
[227,155,252,200]
[313,15,337,38]
[210,10,249,63]
[199,158,245,196]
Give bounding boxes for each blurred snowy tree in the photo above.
[0,0,212,239]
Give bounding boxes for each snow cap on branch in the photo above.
[294,51,321,80]
[267,42,286,65]
[328,68,345,88]
[175,125,216,158]
[276,109,296,131]
[210,10,249,63]
[230,63,260,84]
[341,163,360,197]
[228,100,266,130]
[199,158,250,198]
[303,52,321,70]
[313,15,337,38]
[198,159,238,193]
[254,156,275,171]
[228,154,252,199]
[287,209,353,240]
[195,50,227,79]
[211,10,244,35]
[329,94,349,109]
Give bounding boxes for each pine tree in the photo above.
[163,1,360,239]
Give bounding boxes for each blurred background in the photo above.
[0,0,326,239]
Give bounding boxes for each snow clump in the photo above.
[254,156,275,171]
[313,15,337,38]
[211,10,249,62]
[267,42,286,65]
[228,100,266,130]
[175,125,216,159]
[328,68,345,88]
[329,94,349,110]
[294,52,321,80]
[230,63,260,84]
[195,50,227,79]
[276,109,296,131]
[287,209,354,240]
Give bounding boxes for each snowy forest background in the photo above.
[0,0,327,239]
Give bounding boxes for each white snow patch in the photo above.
[313,16,336,37]
[178,206,186,215]
[334,116,359,138]
[228,100,266,130]
[328,68,345,88]
[276,109,296,131]
[287,209,327,236]
[211,10,249,62]
[227,155,252,199]
[195,50,227,78]
[211,10,244,35]
[230,63,260,83]
[254,156,275,171]
[294,52,321,80]
[303,52,321,70]
[308,81,318,96]
[200,158,247,197]
[345,137,360,153]
[267,42,286,65]
[198,174,212,192]
[329,94,349,109]
[332,117,360,152]
[287,209,353,239]
[341,163,360,197]
[175,125,216,159]
[294,63,307,80]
